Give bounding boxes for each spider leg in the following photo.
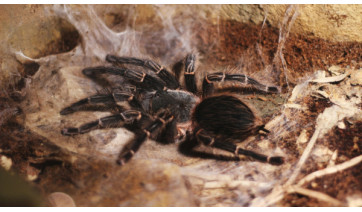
[60,91,141,115]
[184,54,198,94]
[202,72,279,97]
[178,131,241,162]
[195,129,284,165]
[258,125,270,133]
[61,110,142,136]
[117,111,174,165]
[106,55,180,90]
[157,117,178,144]
[82,66,166,91]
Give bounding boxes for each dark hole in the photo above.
[55,18,81,54]
[24,62,40,76]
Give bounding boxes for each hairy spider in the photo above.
[60,54,284,165]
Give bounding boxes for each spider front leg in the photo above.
[117,111,174,165]
[60,91,141,115]
[82,66,166,91]
[61,110,143,135]
[184,54,198,94]
[202,72,279,97]
[106,55,180,90]
[195,129,284,165]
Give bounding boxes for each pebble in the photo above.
[0,155,12,171]
[48,192,76,207]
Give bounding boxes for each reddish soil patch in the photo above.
[195,20,361,89]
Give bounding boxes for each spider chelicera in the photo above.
[60,54,284,165]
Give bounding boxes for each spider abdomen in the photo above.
[193,94,261,140]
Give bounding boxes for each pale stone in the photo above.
[0,155,12,171]
[21,66,132,161]
[48,192,76,207]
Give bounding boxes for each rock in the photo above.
[0,155,12,170]
[42,159,196,206]
[8,17,79,59]
[48,192,76,207]
[21,65,132,161]
[93,5,362,43]
[108,160,195,206]
[220,5,362,42]
[0,5,80,89]
[350,69,362,86]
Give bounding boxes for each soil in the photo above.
[195,20,361,90]
[0,17,361,206]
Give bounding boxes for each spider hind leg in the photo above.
[202,72,279,97]
[195,129,284,165]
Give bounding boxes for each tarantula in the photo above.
[60,54,284,165]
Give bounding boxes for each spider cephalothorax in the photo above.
[60,53,284,165]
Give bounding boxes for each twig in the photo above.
[297,155,362,186]
[308,73,348,83]
[287,186,344,206]
[286,128,320,185]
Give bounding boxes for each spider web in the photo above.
[13,5,362,207]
